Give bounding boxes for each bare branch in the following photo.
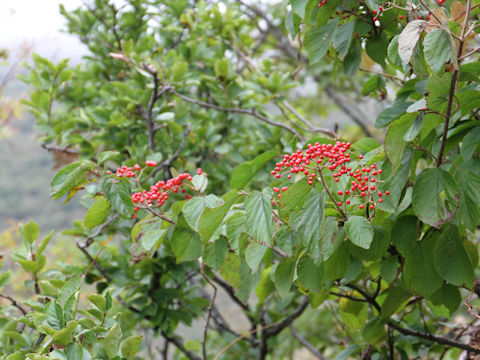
[85,214,120,247]
[0,294,28,316]
[289,325,330,360]
[162,332,202,360]
[264,296,309,337]
[200,262,218,360]
[281,101,337,138]
[169,89,303,141]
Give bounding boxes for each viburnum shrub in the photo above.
[3,0,480,359]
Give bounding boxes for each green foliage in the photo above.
[2,0,480,358]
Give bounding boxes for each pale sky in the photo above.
[0,0,87,61]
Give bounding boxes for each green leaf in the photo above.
[245,242,268,272]
[121,336,143,360]
[433,225,474,287]
[291,0,309,17]
[461,126,480,160]
[183,195,223,231]
[101,177,134,216]
[345,216,374,249]
[245,189,273,245]
[325,242,350,280]
[404,242,443,298]
[0,271,12,288]
[343,41,362,76]
[279,178,311,220]
[84,197,111,229]
[50,160,96,200]
[403,111,424,142]
[184,339,201,352]
[19,220,39,244]
[380,287,412,318]
[141,227,168,251]
[297,257,324,293]
[103,323,122,358]
[423,29,454,73]
[412,168,456,227]
[171,215,202,263]
[431,283,461,314]
[59,276,83,306]
[285,10,302,37]
[391,216,418,255]
[398,20,426,64]
[290,190,324,248]
[385,113,414,172]
[230,150,278,189]
[52,320,78,346]
[387,35,403,67]
[304,20,338,64]
[457,166,480,230]
[333,21,355,59]
[198,190,239,242]
[88,294,106,312]
[362,318,387,345]
[37,229,54,255]
[272,258,296,298]
[256,267,275,303]
[203,238,229,270]
[366,32,389,66]
[375,101,412,128]
[97,151,120,165]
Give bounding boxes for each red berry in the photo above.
[399,15,404,19]
[354,32,359,37]
[373,9,378,14]
[385,190,390,195]
[378,198,384,203]
[373,16,378,21]
[337,202,343,206]
[379,6,383,11]
[346,200,351,204]
[338,191,343,195]
[370,204,375,209]
[378,192,383,197]
[359,204,365,209]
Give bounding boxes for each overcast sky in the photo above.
[0,0,87,61]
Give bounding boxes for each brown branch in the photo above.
[154,123,191,172]
[0,294,28,315]
[318,168,347,220]
[388,321,480,354]
[281,101,337,138]
[41,143,79,155]
[200,262,217,360]
[85,214,119,247]
[169,89,303,141]
[76,240,112,282]
[324,85,373,138]
[437,0,472,167]
[162,331,202,360]
[263,296,309,337]
[290,325,330,360]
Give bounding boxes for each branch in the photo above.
[437,0,472,167]
[154,123,191,172]
[324,85,373,138]
[136,64,160,151]
[76,240,112,282]
[263,296,309,337]
[289,325,330,360]
[211,273,255,324]
[388,321,480,354]
[85,214,120,247]
[162,332,202,360]
[0,294,28,316]
[41,143,79,155]
[169,89,303,141]
[281,101,337,138]
[200,262,218,360]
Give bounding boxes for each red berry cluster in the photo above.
[270,142,390,212]
[131,172,193,214]
[109,161,203,218]
[372,6,383,22]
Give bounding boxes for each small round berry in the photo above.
[370,204,375,209]
[338,190,343,195]
[107,170,112,175]
[378,198,384,203]
[359,204,365,209]
[399,15,404,19]
[337,202,343,206]
[334,178,340,182]
[378,192,383,197]
[385,190,390,195]
[346,200,351,204]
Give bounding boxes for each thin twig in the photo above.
[0,294,28,315]
[281,101,337,138]
[169,89,303,141]
[200,262,218,360]
[290,325,330,360]
[85,214,120,247]
[154,123,191,172]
